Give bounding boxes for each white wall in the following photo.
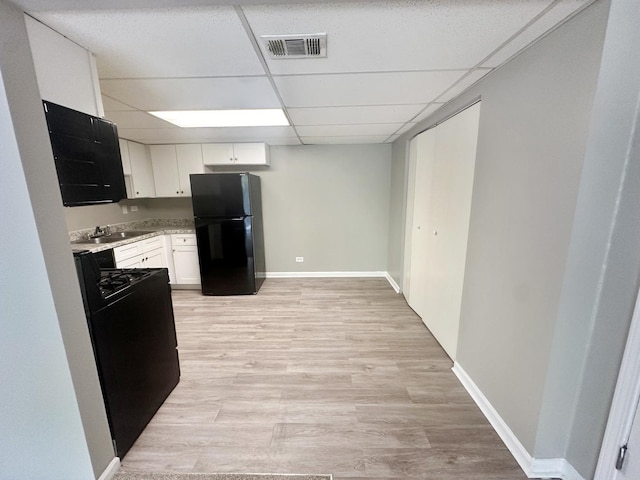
[25,15,103,116]
[0,1,114,477]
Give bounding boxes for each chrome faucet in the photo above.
[91,225,111,238]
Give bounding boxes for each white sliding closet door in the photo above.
[404,102,480,360]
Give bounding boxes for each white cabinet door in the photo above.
[150,145,180,197]
[202,143,234,166]
[171,234,200,284]
[144,248,166,268]
[116,255,143,269]
[233,143,270,165]
[176,144,204,196]
[119,139,131,175]
[128,141,156,198]
[172,246,201,284]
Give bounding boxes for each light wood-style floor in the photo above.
[119,278,527,479]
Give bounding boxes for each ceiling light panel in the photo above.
[33,7,265,78]
[243,1,556,75]
[148,109,289,128]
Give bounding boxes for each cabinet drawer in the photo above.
[141,235,163,252]
[171,234,197,246]
[114,242,144,262]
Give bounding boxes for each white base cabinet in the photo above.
[114,236,167,269]
[171,234,201,285]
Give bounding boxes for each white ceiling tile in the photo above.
[187,126,297,141]
[393,123,417,137]
[102,95,135,111]
[274,71,464,108]
[243,1,553,75]
[34,7,265,78]
[296,124,403,137]
[287,104,425,126]
[301,135,389,145]
[435,69,492,103]
[386,135,400,143]
[413,103,446,124]
[482,0,592,68]
[117,128,202,144]
[104,110,175,129]
[260,138,302,146]
[100,77,281,111]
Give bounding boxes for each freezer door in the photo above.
[195,217,257,295]
[190,173,252,218]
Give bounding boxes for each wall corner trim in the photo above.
[97,457,120,480]
[452,362,584,480]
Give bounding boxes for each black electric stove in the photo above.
[73,250,180,458]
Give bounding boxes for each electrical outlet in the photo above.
[121,205,128,214]
[130,205,138,212]
[295,257,304,263]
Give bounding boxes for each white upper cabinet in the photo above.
[150,144,204,197]
[202,143,270,166]
[176,144,204,196]
[119,138,131,175]
[150,145,180,197]
[125,140,156,198]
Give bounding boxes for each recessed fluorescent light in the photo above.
[148,109,289,128]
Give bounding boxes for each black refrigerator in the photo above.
[190,173,266,295]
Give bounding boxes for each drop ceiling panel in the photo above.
[101,95,135,111]
[100,77,280,111]
[287,104,425,126]
[482,0,592,68]
[104,110,175,129]
[186,126,297,141]
[394,123,417,137]
[33,7,265,78]
[243,1,554,75]
[296,124,403,137]
[436,69,492,103]
[413,104,446,124]
[274,71,465,108]
[118,128,203,144]
[301,135,390,145]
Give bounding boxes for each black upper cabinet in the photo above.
[43,100,126,207]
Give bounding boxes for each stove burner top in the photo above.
[98,269,155,297]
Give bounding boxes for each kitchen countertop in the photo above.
[69,218,194,253]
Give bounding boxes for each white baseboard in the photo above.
[385,272,401,293]
[266,271,388,279]
[452,362,584,480]
[97,457,120,480]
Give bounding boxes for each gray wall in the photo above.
[0,1,114,477]
[550,0,640,475]
[254,145,391,273]
[67,145,392,274]
[391,0,609,469]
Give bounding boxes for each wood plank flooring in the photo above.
[119,278,526,479]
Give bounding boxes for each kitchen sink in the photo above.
[71,230,154,244]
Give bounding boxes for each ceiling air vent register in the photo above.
[261,33,327,59]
